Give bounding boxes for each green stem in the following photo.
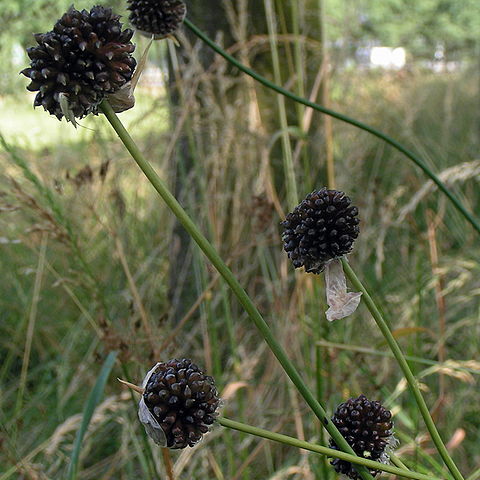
[316,343,329,480]
[341,258,464,480]
[183,18,480,235]
[100,100,374,480]
[316,340,480,375]
[218,417,440,480]
[395,430,450,478]
[466,467,480,480]
[121,364,158,479]
[264,0,299,208]
[391,455,411,471]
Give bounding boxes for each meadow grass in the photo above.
[1,22,479,480]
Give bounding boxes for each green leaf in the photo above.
[67,351,118,480]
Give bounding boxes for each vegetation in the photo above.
[1,1,479,479]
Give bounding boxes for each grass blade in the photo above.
[66,351,118,480]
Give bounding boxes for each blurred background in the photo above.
[1,0,479,478]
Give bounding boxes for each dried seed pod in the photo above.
[139,359,221,449]
[329,394,396,479]
[281,188,360,274]
[127,0,186,39]
[21,5,136,121]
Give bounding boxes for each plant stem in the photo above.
[315,340,479,375]
[315,343,329,480]
[264,0,299,209]
[218,417,440,480]
[183,18,480,236]
[341,258,464,480]
[395,430,451,479]
[391,455,411,471]
[121,364,159,479]
[100,100,374,480]
[317,0,335,189]
[466,467,480,480]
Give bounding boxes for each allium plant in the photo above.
[138,359,221,449]
[329,395,396,479]
[127,0,186,39]
[281,188,359,274]
[21,4,472,480]
[21,6,136,121]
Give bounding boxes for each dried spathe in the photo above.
[325,259,362,321]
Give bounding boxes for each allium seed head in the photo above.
[139,359,221,449]
[329,394,395,479]
[21,5,136,120]
[281,188,360,273]
[127,0,186,39]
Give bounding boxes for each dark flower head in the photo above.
[281,188,360,274]
[21,5,136,121]
[329,394,396,479]
[127,0,186,39]
[139,358,221,449]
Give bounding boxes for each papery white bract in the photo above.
[138,363,168,446]
[325,258,362,321]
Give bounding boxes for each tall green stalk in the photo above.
[100,100,374,480]
[341,258,464,480]
[183,18,480,236]
[263,0,299,208]
[218,417,441,480]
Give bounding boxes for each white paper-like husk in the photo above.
[59,93,78,128]
[138,363,168,446]
[325,258,362,321]
[105,37,154,113]
[106,82,135,113]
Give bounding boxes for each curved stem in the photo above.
[391,455,411,471]
[100,100,374,480]
[341,258,464,480]
[183,18,480,236]
[218,417,440,480]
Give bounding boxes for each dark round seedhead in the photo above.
[21,5,136,120]
[127,0,186,39]
[329,394,394,479]
[281,188,360,274]
[143,358,220,449]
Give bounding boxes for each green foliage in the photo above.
[363,0,480,58]
[1,1,480,478]
[67,351,117,480]
[324,0,480,58]
[1,65,479,479]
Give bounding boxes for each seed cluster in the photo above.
[329,394,394,479]
[21,6,136,120]
[127,0,186,38]
[143,358,220,449]
[281,188,360,273]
